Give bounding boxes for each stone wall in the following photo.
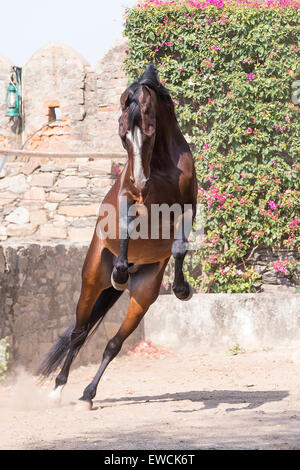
[0,244,142,373]
[145,292,300,351]
[0,155,126,243]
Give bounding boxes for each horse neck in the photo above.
[151,100,184,171]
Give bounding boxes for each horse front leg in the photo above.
[111,197,135,290]
[171,207,194,301]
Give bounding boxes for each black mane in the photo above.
[126,64,175,130]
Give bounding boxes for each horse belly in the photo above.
[104,237,172,264]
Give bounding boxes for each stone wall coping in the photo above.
[0,148,126,159]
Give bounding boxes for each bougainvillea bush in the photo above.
[124,0,300,292]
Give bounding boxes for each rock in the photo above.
[53,215,66,227]
[58,204,99,217]
[0,191,17,206]
[5,207,30,224]
[44,202,58,212]
[68,227,94,243]
[57,176,88,189]
[46,192,68,203]
[30,173,56,187]
[39,224,67,239]
[29,210,48,225]
[71,217,97,228]
[2,175,28,194]
[0,226,7,241]
[23,187,46,202]
[21,162,40,176]
[6,223,38,237]
[79,160,112,175]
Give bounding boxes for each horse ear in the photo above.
[120,88,131,110]
[139,87,156,137]
[118,109,128,139]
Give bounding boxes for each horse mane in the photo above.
[126,64,176,130]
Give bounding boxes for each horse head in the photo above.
[118,64,171,192]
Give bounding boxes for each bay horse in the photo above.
[38,64,198,409]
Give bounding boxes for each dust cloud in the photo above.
[0,367,55,412]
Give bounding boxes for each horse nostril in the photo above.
[130,177,135,184]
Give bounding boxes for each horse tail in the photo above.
[37,286,124,378]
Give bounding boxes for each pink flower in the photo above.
[290,218,299,228]
[274,124,279,130]
[268,200,279,210]
[178,66,184,72]
[281,126,286,132]
[247,127,253,133]
[247,73,257,82]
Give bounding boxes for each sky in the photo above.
[0,0,135,67]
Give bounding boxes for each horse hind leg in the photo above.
[79,259,169,409]
[49,324,89,404]
[48,285,124,404]
[37,239,118,403]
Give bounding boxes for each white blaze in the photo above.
[127,127,147,190]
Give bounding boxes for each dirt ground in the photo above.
[1,341,300,450]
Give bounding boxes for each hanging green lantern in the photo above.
[6,81,20,117]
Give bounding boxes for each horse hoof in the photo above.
[111,272,129,291]
[76,398,93,411]
[48,386,63,405]
[182,285,193,301]
[173,283,193,301]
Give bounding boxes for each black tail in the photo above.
[37,286,124,378]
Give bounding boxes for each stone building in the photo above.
[0,39,128,153]
[0,40,128,245]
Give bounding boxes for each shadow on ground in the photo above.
[23,389,299,450]
[94,389,289,412]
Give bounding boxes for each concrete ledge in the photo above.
[145,293,300,350]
